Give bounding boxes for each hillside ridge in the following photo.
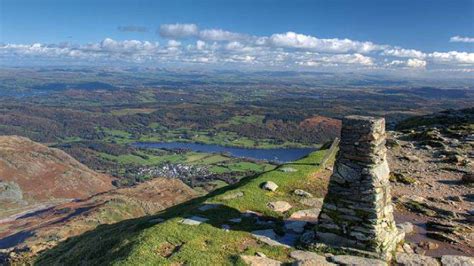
[0,135,113,219]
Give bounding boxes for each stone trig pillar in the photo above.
[315,116,401,259]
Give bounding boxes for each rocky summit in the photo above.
[316,116,401,259]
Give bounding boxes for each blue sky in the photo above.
[1,0,473,74]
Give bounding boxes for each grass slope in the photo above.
[35,148,332,266]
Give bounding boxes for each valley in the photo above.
[0,67,473,265]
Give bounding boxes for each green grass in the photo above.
[138,128,317,149]
[35,148,332,265]
[102,128,131,138]
[212,151,327,218]
[186,153,231,164]
[98,151,186,165]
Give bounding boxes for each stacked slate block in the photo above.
[315,115,402,259]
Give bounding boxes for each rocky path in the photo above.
[386,129,473,256]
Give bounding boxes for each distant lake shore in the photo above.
[133,141,317,163]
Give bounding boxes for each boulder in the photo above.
[198,203,222,211]
[240,255,282,266]
[290,250,326,261]
[300,198,323,208]
[262,181,278,191]
[418,241,439,250]
[251,229,291,248]
[290,208,320,222]
[180,216,208,225]
[401,243,414,254]
[440,255,474,266]
[267,201,292,212]
[290,250,335,265]
[293,189,313,198]
[396,253,440,266]
[330,255,387,266]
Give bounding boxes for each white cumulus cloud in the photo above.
[2,23,474,73]
[267,32,380,54]
[199,29,247,42]
[429,51,474,64]
[406,58,427,68]
[449,36,474,43]
[383,48,426,59]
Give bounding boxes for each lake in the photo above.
[133,142,316,163]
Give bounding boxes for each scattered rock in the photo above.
[198,203,222,211]
[251,229,291,248]
[401,243,414,254]
[293,189,313,198]
[398,195,426,203]
[400,196,457,219]
[221,191,244,200]
[180,216,208,225]
[396,253,440,266]
[390,172,418,184]
[330,255,387,266]
[267,201,292,212]
[240,255,282,266]
[280,167,298,173]
[404,155,422,163]
[289,208,320,222]
[256,252,267,258]
[386,138,401,148]
[397,222,415,235]
[426,231,459,244]
[419,241,439,250]
[229,218,242,223]
[290,250,334,265]
[300,198,323,208]
[446,195,463,202]
[425,220,462,243]
[290,250,325,261]
[440,255,474,266]
[262,181,278,191]
[412,245,427,255]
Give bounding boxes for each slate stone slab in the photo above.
[180,216,209,225]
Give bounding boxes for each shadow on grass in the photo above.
[34,169,279,265]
